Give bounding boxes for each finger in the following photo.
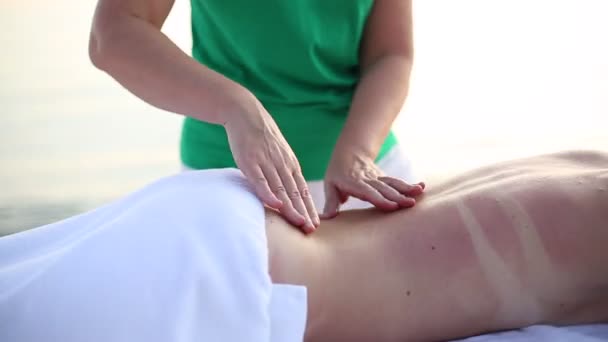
[320,185,341,220]
[243,165,282,208]
[278,167,316,233]
[293,171,320,227]
[379,177,425,197]
[418,181,426,190]
[366,179,416,208]
[262,165,307,227]
[348,181,399,211]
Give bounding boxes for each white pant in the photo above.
[183,145,416,211]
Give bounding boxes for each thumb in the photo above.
[321,185,341,219]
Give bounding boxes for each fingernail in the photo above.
[400,196,413,205]
[307,219,315,229]
[305,224,316,234]
[402,198,416,207]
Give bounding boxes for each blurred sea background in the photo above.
[1,0,607,235]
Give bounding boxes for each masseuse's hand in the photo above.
[224,97,319,234]
[321,149,425,219]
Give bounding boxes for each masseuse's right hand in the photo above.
[224,96,320,234]
[90,0,318,232]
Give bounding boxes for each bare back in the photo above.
[266,151,608,341]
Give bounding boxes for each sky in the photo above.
[0,0,607,205]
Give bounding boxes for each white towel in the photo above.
[0,168,308,342]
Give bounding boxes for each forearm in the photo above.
[334,55,413,158]
[89,11,253,125]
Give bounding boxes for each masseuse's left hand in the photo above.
[320,149,425,219]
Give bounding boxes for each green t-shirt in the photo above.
[181,0,397,180]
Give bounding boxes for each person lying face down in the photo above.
[1,150,607,342]
[269,150,608,341]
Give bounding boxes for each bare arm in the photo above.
[322,0,420,217]
[89,0,255,125]
[335,0,414,159]
[89,0,320,232]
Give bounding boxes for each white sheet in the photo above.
[456,324,608,341]
[0,169,308,342]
